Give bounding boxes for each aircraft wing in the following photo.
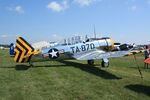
[73,50,142,60]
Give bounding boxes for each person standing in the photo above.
[10,43,15,55]
[144,45,150,69]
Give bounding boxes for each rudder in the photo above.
[14,37,35,63]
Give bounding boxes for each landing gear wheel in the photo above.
[101,61,109,67]
[88,60,94,65]
[29,61,34,67]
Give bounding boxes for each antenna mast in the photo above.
[94,25,96,38]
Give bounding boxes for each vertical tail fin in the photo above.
[14,37,35,63]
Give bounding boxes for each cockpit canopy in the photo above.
[58,36,112,46]
[86,37,111,42]
[58,36,84,46]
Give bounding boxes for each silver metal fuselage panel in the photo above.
[30,38,114,62]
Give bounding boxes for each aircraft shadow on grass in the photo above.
[0,65,30,70]
[129,66,150,70]
[58,60,122,80]
[15,65,30,70]
[0,60,122,80]
[125,84,150,96]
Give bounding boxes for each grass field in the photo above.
[0,49,150,100]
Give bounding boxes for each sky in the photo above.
[0,0,150,44]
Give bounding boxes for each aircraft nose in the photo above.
[109,38,114,49]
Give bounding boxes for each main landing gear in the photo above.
[87,58,109,67]
[101,58,109,67]
[29,61,34,67]
[87,60,94,65]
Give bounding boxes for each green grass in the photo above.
[0,49,150,100]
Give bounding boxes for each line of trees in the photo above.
[0,44,10,48]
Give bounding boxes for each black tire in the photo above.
[101,61,109,67]
[29,61,34,67]
[88,60,94,65]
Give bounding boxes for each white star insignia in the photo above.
[49,49,58,58]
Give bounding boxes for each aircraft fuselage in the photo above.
[30,38,114,62]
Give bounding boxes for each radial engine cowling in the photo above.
[98,37,114,51]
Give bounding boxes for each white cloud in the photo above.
[74,0,98,6]
[0,34,8,38]
[130,5,137,11]
[148,0,150,4]
[15,6,25,13]
[8,6,25,14]
[47,0,68,12]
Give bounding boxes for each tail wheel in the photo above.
[29,61,34,67]
[88,60,94,65]
[101,61,109,67]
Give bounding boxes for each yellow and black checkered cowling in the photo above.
[14,37,35,63]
